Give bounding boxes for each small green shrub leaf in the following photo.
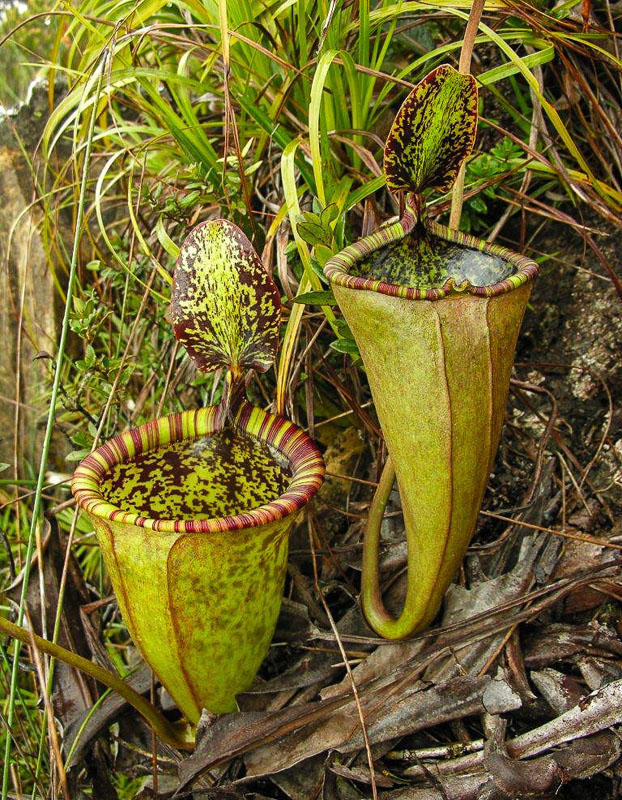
[330,338,360,355]
[66,448,92,462]
[314,246,334,270]
[297,210,333,247]
[383,64,478,197]
[170,220,281,377]
[321,203,340,225]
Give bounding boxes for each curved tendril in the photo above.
[361,455,439,640]
[361,456,411,637]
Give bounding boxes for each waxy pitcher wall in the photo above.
[325,220,538,638]
[72,401,324,721]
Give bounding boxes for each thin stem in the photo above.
[0,616,194,752]
[360,456,398,635]
[361,453,445,638]
[449,0,486,230]
[23,621,69,799]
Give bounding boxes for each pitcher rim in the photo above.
[324,217,538,300]
[71,401,325,533]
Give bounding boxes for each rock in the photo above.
[0,83,59,470]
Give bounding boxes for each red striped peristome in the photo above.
[71,401,325,533]
[323,217,538,300]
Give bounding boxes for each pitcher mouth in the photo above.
[324,218,538,300]
[71,401,324,533]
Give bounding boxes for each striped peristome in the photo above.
[169,219,281,378]
[72,399,324,534]
[384,64,478,199]
[324,217,539,301]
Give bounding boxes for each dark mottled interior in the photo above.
[352,229,514,290]
[99,428,291,520]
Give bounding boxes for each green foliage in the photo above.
[0,0,57,106]
[32,0,622,397]
[461,136,526,234]
[297,205,340,247]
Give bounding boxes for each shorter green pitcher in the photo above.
[72,398,324,722]
[72,218,325,722]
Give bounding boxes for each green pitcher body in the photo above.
[325,219,537,638]
[72,401,324,721]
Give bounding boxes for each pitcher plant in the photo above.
[324,65,538,639]
[71,220,325,722]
